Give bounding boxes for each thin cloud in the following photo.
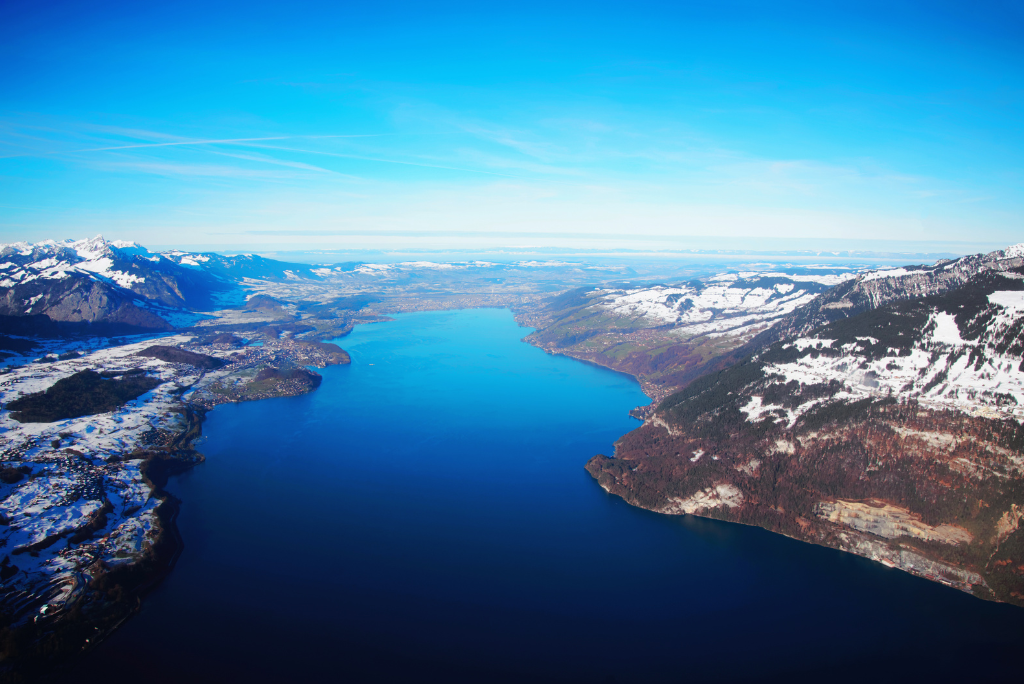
[238,142,526,179]
[77,123,189,142]
[90,160,305,180]
[0,134,388,159]
[202,148,365,179]
[76,134,384,153]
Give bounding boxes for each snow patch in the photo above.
[1003,244,1024,259]
[861,267,930,282]
[988,290,1024,313]
[930,312,965,345]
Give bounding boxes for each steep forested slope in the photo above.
[588,253,1024,605]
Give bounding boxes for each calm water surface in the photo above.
[78,309,1024,683]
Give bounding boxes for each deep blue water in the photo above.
[78,309,1024,683]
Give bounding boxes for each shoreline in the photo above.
[508,309,662,414]
[0,335,340,679]
[506,303,1021,607]
[0,404,207,682]
[587,468,990,600]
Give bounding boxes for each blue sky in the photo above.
[1,0,1022,253]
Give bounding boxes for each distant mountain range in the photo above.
[0,236,325,334]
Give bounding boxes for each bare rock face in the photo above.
[0,277,172,332]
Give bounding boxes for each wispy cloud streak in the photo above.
[0,134,387,159]
[239,143,526,179]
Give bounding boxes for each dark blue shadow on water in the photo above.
[74,309,1024,683]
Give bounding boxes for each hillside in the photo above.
[518,268,860,405]
[587,250,1024,605]
[136,345,227,369]
[6,369,163,423]
[0,237,218,333]
[520,247,1024,411]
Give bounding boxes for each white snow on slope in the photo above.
[401,261,460,270]
[352,263,394,275]
[861,267,930,282]
[989,290,1024,313]
[931,312,966,345]
[596,272,855,338]
[77,257,146,288]
[515,260,578,268]
[0,335,215,613]
[786,273,859,286]
[754,309,1024,427]
[0,235,153,292]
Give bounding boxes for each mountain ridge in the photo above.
[586,244,1024,605]
[0,236,330,335]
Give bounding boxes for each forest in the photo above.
[589,265,1024,605]
[136,345,226,369]
[6,370,162,423]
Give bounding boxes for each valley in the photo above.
[2,235,1024,676]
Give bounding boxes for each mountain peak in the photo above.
[67,235,113,260]
[1002,243,1024,259]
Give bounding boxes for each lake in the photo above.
[77,308,1024,682]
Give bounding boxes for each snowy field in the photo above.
[0,335,227,624]
[595,270,858,338]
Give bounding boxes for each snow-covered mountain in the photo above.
[737,263,1024,426]
[159,249,326,282]
[635,242,1024,424]
[557,244,1024,355]
[587,243,1024,606]
[0,236,325,334]
[752,243,1024,346]
[662,244,1024,391]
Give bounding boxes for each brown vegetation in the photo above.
[590,396,1024,605]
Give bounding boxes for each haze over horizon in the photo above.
[2,1,1022,254]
